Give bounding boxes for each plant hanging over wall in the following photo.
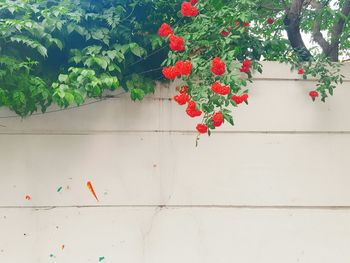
[159,0,349,134]
[0,0,349,135]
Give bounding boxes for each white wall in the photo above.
[0,62,350,263]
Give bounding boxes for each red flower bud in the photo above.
[179,85,189,94]
[196,123,208,134]
[211,112,224,127]
[220,30,230,37]
[298,68,305,75]
[240,59,251,73]
[267,18,274,25]
[309,90,319,101]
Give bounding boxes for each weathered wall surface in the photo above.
[0,62,350,262]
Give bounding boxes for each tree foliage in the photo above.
[0,0,172,116]
[0,0,349,121]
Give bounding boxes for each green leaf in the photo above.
[129,43,145,58]
[58,74,69,83]
[130,88,145,101]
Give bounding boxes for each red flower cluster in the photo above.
[309,90,319,101]
[158,22,185,52]
[243,22,250,27]
[298,68,305,75]
[162,60,192,80]
[175,60,192,75]
[212,112,224,127]
[158,23,173,37]
[186,101,202,117]
[211,57,226,75]
[231,93,249,104]
[162,66,180,80]
[196,123,208,134]
[170,35,185,51]
[267,18,274,25]
[174,93,190,105]
[211,82,230,95]
[240,59,251,73]
[181,2,198,17]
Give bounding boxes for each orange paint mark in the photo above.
[87,181,99,202]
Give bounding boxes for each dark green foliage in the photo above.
[0,0,179,116]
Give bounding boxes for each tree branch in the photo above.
[329,0,350,61]
[311,0,332,55]
[284,0,312,61]
[310,0,350,61]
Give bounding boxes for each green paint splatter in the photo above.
[49,254,55,258]
[57,187,63,193]
[99,256,105,262]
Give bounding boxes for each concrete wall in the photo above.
[0,62,350,262]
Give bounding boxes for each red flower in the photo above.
[298,68,305,75]
[181,2,198,17]
[235,20,240,27]
[267,18,274,25]
[221,30,230,37]
[243,22,250,27]
[190,0,198,4]
[231,93,249,104]
[196,124,208,134]
[169,35,185,52]
[186,101,202,117]
[179,85,188,94]
[174,93,190,105]
[241,93,248,102]
[162,66,180,80]
[309,90,319,101]
[240,59,251,73]
[211,82,230,95]
[231,95,241,104]
[211,57,226,75]
[175,60,192,75]
[227,25,232,30]
[212,112,224,127]
[158,23,173,37]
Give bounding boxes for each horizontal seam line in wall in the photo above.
[252,77,350,82]
[2,205,350,210]
[0,130,349,135]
